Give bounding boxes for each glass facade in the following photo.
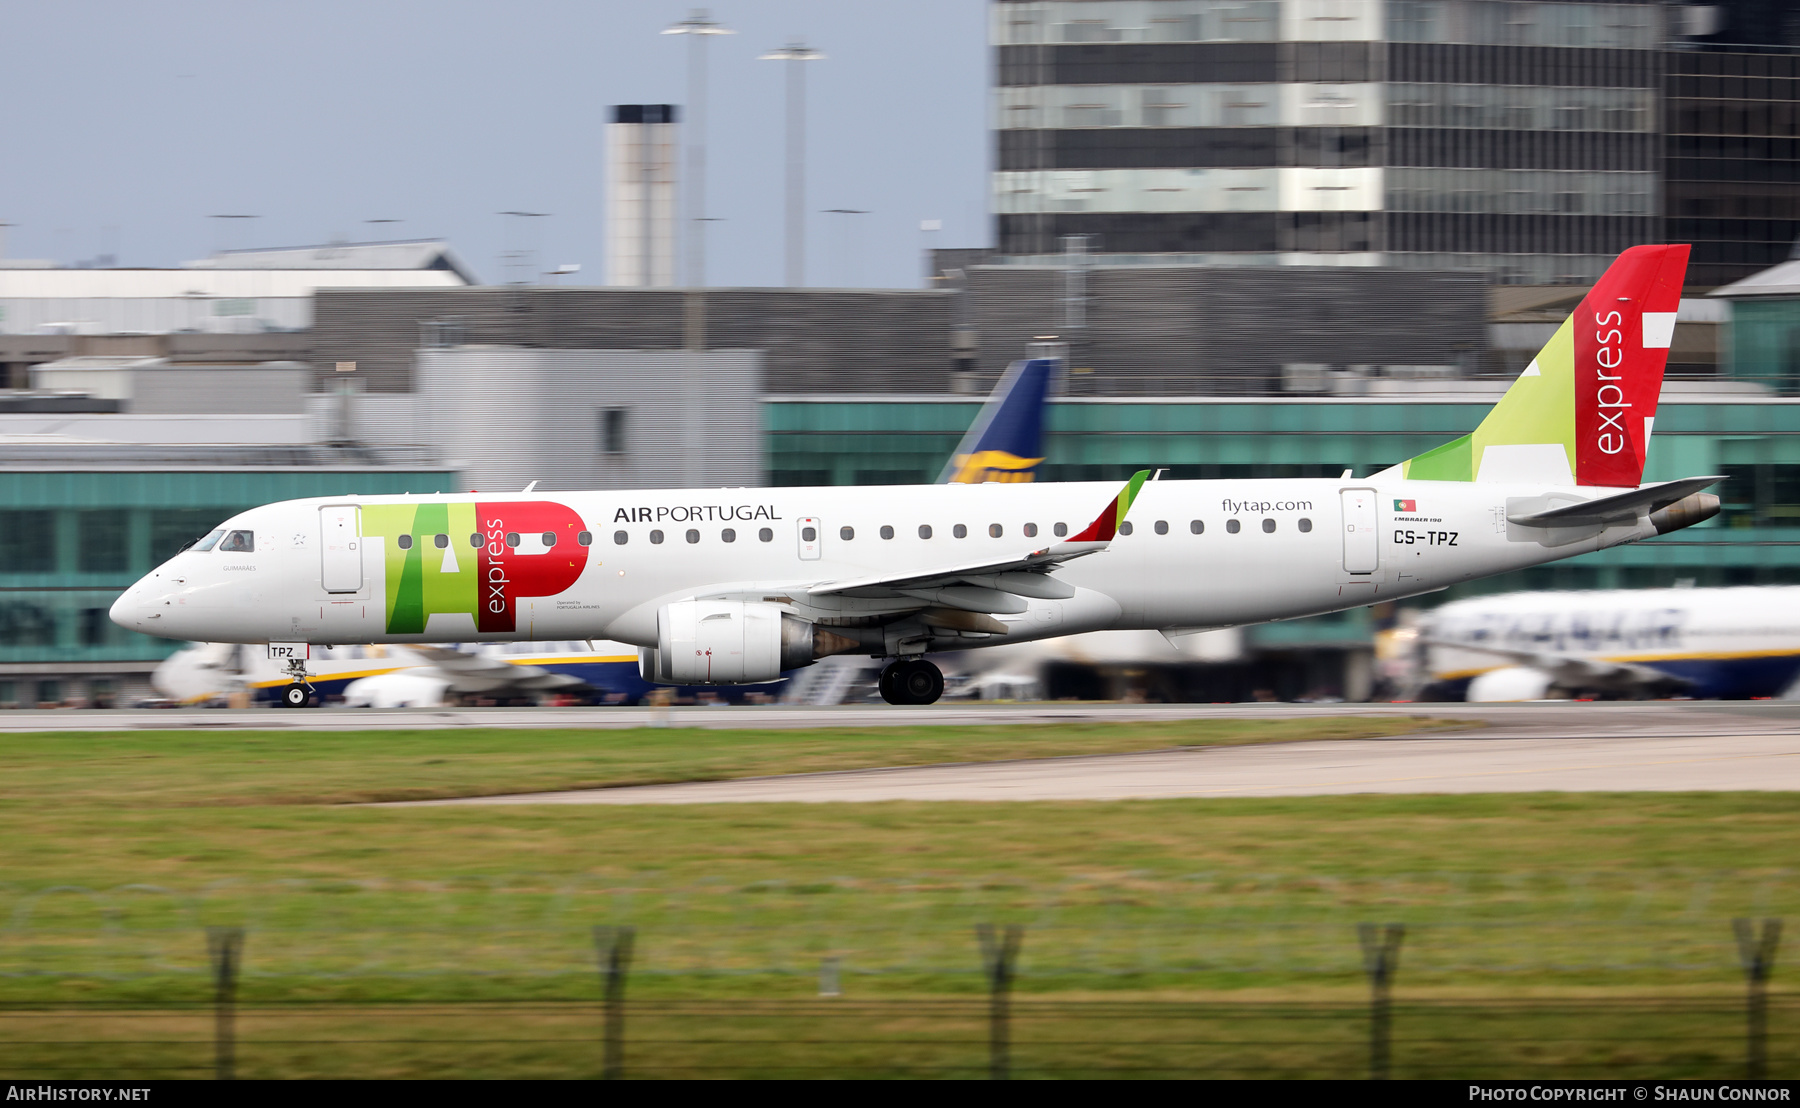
[0,468,456,678]
[988,1,1800,288]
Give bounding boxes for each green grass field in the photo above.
[2,716,1797,1077]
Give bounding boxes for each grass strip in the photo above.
[0,716,1460,807]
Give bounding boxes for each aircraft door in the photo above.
[1340,489,1379,575]
[320,505,363,592]
[797,517,822,560]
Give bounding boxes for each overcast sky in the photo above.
[0,1,990,288]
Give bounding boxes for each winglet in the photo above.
[1068,470,1150,543]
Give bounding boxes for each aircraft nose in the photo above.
[109,580,165,632]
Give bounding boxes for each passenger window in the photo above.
[840,526,855,541]
[614,531,628,545]
[650,530,665,544]
[1024,523,1037,538]
[919,524,933,539]
[1262,518,1276,533]
[434,534,449,549]
[1191,520,1204,534]
[953,524,967,539]
[1119,521,1134,536]
[1154,520,1169,535]
[880,525,894,540]
[1298,518,1312,533]
[989,523,1003,538]
[686,529,700,544]
[759,527,773,542]
[397,534,414,551]
[1053,522,1068,537]
[542,531,557,547]
[722,528,736,543]
[469,533,482,548]
[578,531,593,546]
[193,529,224,552]
[802,526,817,542]
[505,532,521,548]
[1226,519,1241,534]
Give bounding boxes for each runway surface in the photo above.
[334,701,1800,804]
[8,700,1800,735]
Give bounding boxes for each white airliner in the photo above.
[113,245,1721,706]
[1419,586,1800,702]
[146,353,1066,707]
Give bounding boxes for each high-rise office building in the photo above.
[992,1,1800,287]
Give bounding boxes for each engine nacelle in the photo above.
[639,600,822,685]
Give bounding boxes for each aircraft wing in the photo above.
[806,470,1149,613]
[1425,638,1691,694]
[402,645,590,693]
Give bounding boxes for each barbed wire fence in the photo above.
[0,872,1793,1079]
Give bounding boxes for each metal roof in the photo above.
[186,239,478,284]
[1710,258,1800,299]
[0,268,466,299]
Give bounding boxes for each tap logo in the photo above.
[363,500,590,635]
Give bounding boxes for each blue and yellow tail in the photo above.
[938,357,1056,484]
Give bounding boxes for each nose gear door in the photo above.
[320,505,363,592]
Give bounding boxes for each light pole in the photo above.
[760,39,825,288]
[497,211,551,285]
[822,209,869,288]
[663,10,734,293]
[206,214,259,257]
[663,10,732,489]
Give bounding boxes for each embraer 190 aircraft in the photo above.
[112,245,1721,706]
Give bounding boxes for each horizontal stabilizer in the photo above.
[1506,476,1723,527]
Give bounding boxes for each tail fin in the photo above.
[938,356,1055,483]
[1384,244,1688,487]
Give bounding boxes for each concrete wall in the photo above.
[416,346,763,492]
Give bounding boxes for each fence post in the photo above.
[1358,922,1405,1081]
[594,926,635,1080]
[1733,918,1781,1081]
[976,923,1024,1081]
[205,926,244,1081]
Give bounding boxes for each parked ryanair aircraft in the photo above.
[148,352,1063,706]
[117,246,1720,706]
[1420,586,1800,702]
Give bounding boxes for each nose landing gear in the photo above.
[277,657,317,709]
[878,658,944,705]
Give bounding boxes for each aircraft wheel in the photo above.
[283,683,311,709]
[877,663,904,705]
[893,659,944,705]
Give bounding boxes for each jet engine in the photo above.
[639,600,858,685]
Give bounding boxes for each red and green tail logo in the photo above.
[1070,470,1150,543]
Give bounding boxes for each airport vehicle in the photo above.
[1418,586,1800,701]
[113,245,1721,706]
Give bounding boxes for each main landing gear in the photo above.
[878,658,944,706]
[278,657,316,709]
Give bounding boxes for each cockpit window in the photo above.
[219,530,254,553]
[191,529,225,552]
